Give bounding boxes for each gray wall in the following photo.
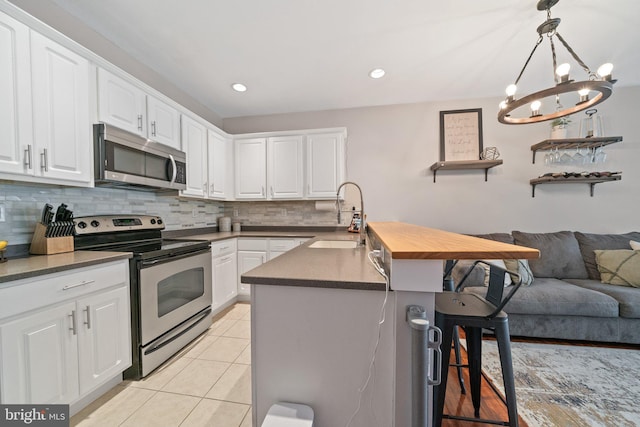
[224,87,640,234]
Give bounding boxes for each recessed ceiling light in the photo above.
[369,68,386,79]
[232,83,247,92]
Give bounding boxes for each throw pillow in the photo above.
[630,240,640,250]
[512,231,589,279]
[503,259,535,286]
[574,232,640,280]
[594,250,640,287]
[481,259,512,287]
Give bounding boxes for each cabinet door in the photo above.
[0,13,32,176]
[77,286,131,394]
[147,95,180,150]
[97,67,146,136]
[181,115,208,198]
[306,132,345,198]
[208,130,230,199]
[0,301,79,404]
[31,31,91,183]
[237,251,266,296]
[213,254,238,310]
[235,138,266,199]
[267,135,304,199]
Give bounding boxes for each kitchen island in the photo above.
[242,222,539,427]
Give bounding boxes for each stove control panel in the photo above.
[74,215,164,235]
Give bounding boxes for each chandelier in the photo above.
[497,0,615,125]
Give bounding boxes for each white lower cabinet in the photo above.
[0,301,80,404]
[237,238,268,297]
[0,260,131,406]
[211,239,238,312]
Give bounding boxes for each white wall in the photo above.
[224,86,640,234]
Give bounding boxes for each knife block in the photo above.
[30,223,74,255]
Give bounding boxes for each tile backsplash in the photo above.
[0,182,345,247]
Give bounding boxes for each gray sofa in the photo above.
[453,231,640,345]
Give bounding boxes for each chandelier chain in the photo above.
[554,32,592,75]
[514,36,544,86]
[549,35,558,84]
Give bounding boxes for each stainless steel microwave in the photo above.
[94,123,187,191]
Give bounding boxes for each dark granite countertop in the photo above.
[0,251,132,284]
[240,234,387,291]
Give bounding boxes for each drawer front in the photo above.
[211,239,237,257]
[237,238,268,251]
[269,238,297,252]
[0,260,129,321]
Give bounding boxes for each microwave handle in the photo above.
[168,154,177,184]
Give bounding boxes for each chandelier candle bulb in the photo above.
[556,63,571,83]
[597,63,614,81]
[531,100,542,116]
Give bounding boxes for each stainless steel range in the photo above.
[74,215,212,379]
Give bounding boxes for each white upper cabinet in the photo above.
[267,135,304,199]
[98,68,180,150]
[235,138,267,199]
[0,13,91,185]
[306,132,346,198]
[235,136,305,200]
[208,130,232,200]
[233,129,346,201]
[146,94,180,150]
[0,13,32,176]
[181,115,208,198]
[97,67,146,136]
[31,31,91,183]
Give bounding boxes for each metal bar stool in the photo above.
[434,261,522,427]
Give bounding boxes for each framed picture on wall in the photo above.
[439,108,483,161]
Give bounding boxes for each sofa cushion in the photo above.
[462,278,619,318]
[595,250,640,287]
[574,232,640,279]
[512,231,588,279]
[566,279,640,319]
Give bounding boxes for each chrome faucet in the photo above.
[336,181,366,246]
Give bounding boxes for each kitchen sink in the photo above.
[308,240,358,249]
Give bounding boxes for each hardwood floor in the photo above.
[440,337,528,427]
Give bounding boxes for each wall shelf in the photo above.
[430,160,502,182]
[530,136,622,164]
[529,175,621,197]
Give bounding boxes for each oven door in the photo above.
[138,248,212,345]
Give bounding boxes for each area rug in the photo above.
[481,340,640,427]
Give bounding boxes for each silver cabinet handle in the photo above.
[69,310,77,335]
[62,280,95,290]
[270,186,274,197]
[210,183,215,194]
[24,145,33,169]
[151,121,157,136]
[137,114,143,131]
[40,148,48,172]
[221,256,232,262]
[83,306,91,329]
[261,186,265,196]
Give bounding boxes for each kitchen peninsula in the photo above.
[242,222,539,427]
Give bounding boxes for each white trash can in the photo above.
[261,402,314,427]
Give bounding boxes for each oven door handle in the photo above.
[144,308,212,356]
[140,247,211,267]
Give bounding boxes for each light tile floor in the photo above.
[71,303,253,427]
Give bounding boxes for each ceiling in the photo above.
[10,0,640,119]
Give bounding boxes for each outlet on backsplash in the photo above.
[0,205,5,222]
[281,208,287,217]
